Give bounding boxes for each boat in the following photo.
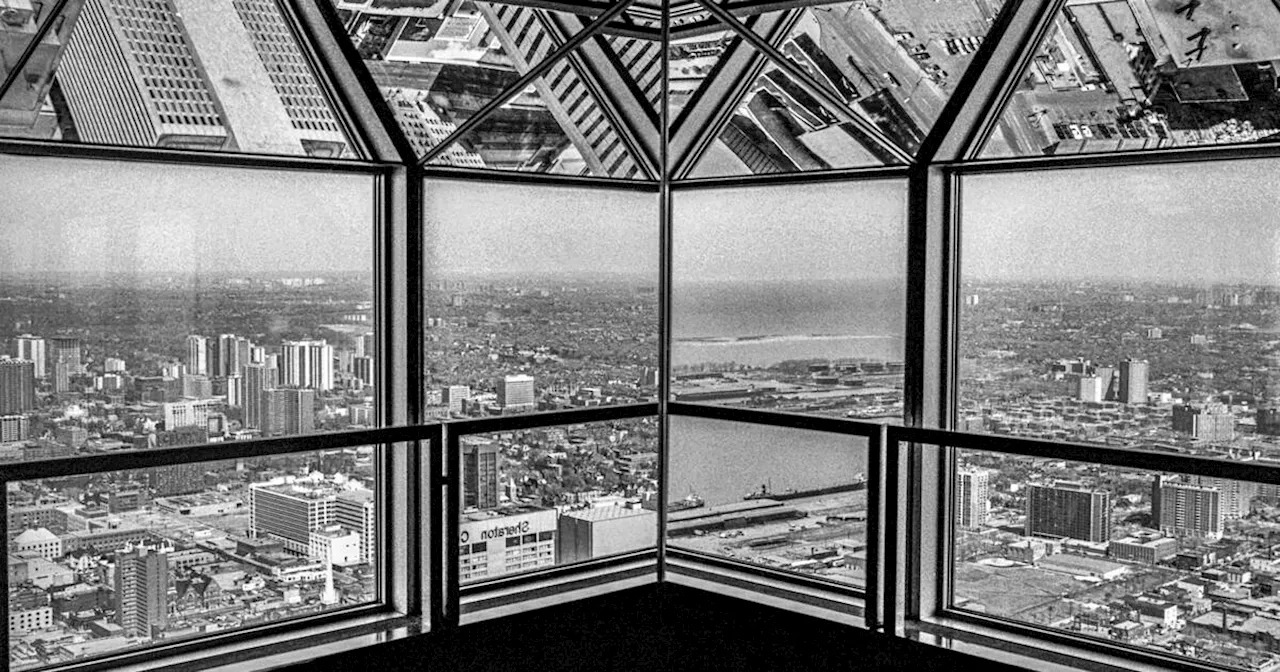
[744,473,868,501]
[669,491,705,512]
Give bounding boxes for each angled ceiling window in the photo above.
[0,0,359,158]
[980,0,1280,157]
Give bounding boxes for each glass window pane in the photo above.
[959,161,1280,448]
[669,416,868,588]
[672,181,906,420]
[0,154,377,459]
[8,447,379,670]
[0,0,356,158]
[423,179,657,418]
[951,445,1278,669]
[980,0,1280,157]
[458,417,658,584]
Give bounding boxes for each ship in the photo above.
[743,473,867,501]
[669,491,705,512]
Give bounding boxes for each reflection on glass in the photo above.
[0,0,354,157]
[458,418,658,584]
[952,447,1280,670]
[959,162,1280,450]
[8,447,378,670]
[981,0,1280,157]
[686,58,891,177]
[669,417,867,587]
[337,0,580,161]
[602,34,663,120]
[672,181,906,420]
[0,154,376,460]
[427,49,649,178]
[422,180,657,419]
[756,0,1006,155]
[667,30,736,124]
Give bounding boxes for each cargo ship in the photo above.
[669,492,706,511]
[744,473,867,501]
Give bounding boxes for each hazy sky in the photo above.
[674,180,907,282]
[964,160,1280,284]
[0,154,372,275]
[423,179,658,278]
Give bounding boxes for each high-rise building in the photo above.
[497,374,535,412]
[956,469,990,530]
[458,507,557,582]
[335,490,376,565]
[0,0,86,138]
[462,436,501,509]
[147,463,205,497]
[114,543,169,638]
[1118,359,1148,404]
[280,340,335,391]
[1155,477,1223,539]
[1025,483,1111,543]
[1172,404,1235,441]
[1186,475,1255,521]
[261,387,314,437]
[442,385,470,415]
[186,336,209,377]
[352,356,375,389]
[12,335,46,378]
[48,336,82,374]
[180,374,212,400]
[243,363,277,430]
[215,334,253,378]
[0,414,29,443]
[1077,376,1103,403]
[0,357,36,414]
[250,483,373,557]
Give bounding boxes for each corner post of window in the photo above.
[657,0,673,583]
[441,424,462,630]
[865,423,888,632]
[0,485,9,668]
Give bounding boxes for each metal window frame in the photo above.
[440,403,660,628]
[890,424,1280,672]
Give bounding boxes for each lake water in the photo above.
[672,279,904,367]
[669,415,869,507]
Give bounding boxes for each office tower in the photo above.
[1155,477,1224,539]
[0,0,86,138]
[243,363,277,430]
[52,360,70,394]
[352,356,374,389]
[250,484,339,554]
[462,436,501,509]
[48,336,82,374]
[103,357,126,372]
[1172,404,1235,441]
[225,373,243,407]
[261,387,314,437]
[280,340,335,391]
[1094,365,1116,401]
[1025,483,1111,543]
[557,506,656,565]
[335,490,376,564]
[186,336,209,376]
[1077,376,1103,403]
[1118,359,1149,404]
[12,335,46,378]
[1,415,29,443]
[442,385,470,415]
[162,399,217,430]
[956,469,990,530]
[114,544,169,638]
[1186,475,1255,521]
[497,374,535,412]
[0,357,36,414]
[181,374,212,399]
[215,334,253,377]
[56,0,347,154]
